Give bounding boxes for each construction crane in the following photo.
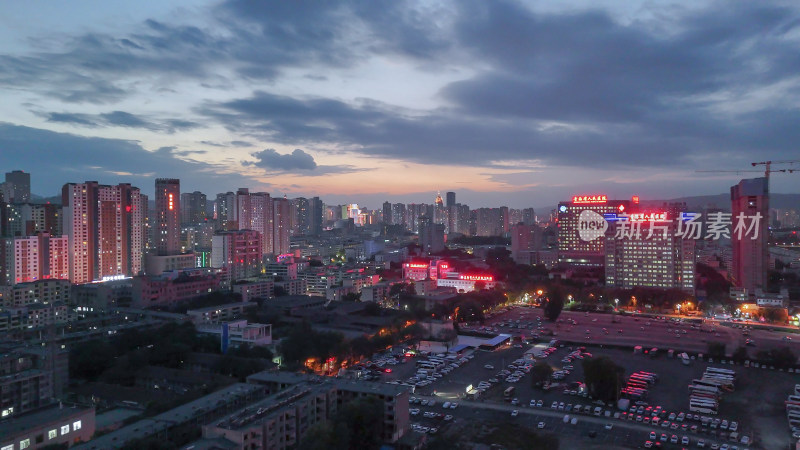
[697,160,799,185]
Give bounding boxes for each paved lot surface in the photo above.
[379,306,800,449]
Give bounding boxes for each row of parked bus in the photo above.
[621,371,659,400]
[785,384,800,431]
[687,367,737,415]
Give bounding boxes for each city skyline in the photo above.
[1,1,799,208]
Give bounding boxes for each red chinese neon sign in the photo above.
[572,195,607,204]
[407,263,428,269]
[459,275,494,281]
[629,212,668,222]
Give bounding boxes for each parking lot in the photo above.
[357,306,800,448]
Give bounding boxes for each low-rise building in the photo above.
[232,278,275,302]
[0,279,71,308]
[71,279,132,314]
[436,273,497,293]
[0,405,95,450]
[131,270,222,309]
[75,383,266,450]
[197,371,409,449]
[274,278,307,296]
[1,344,69,417]
[361,283,391,303]
[196,320,272,349]
[187,302,256,325]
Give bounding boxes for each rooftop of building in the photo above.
[187,302,256,314]
[0,404,93,438]
[246,371,409,397]
[75,383,263,449]
[180,437,238,450]
[263,295,327,309]
[212,373,408,432]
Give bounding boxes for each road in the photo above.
[478,307,800,356]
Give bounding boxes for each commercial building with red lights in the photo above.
[402,259,454,281]
[557,194,633,266]
[436,273,497,292]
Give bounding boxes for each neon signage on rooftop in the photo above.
[629,212,668,222]
[459,275,493,281]
[572,195,607,204]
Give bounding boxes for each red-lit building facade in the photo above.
[211,229,263,284]
[436,273,497,292]
[62,181,145,283]
[402,259,455,281]
[9,233,69,284]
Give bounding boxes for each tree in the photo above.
[756,346,797,369]
[342,292,361,302]
[707,342,726,359]
[297,397,383,450]
[762,307,789,324]
[530,361,553,388]
[363,302,382,316]
[582,356,624,403]
[543,289,565,322]
[731,346,749,363]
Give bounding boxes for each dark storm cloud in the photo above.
[196,1,800,170]
[0,123,244,195]
[0,0,448,105]
[242,148,365,176]
[2,0,799,187]
[39,110,200,133]
[245,149,317,171]
[442,1,800,123]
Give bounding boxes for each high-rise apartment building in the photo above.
[2,204,61,238]
[392,203,407,230]
[4,170,31,204]
[97,183,144,278]
[475,208,506,237]
[309,197,323,235]
[155,178,181,256]
[63,182,98,284]
[382,201,392,225]
[522,208,536,225]
[211,230,263,283]
[8,233,69,284]
[272,197,291,255]
[215,191,237,229]
[731,177,768,297]
[511,223,542,264]
[292,197,310,235]
[181,191,207,224]
[62,182,145,283]
[446,191,456,208]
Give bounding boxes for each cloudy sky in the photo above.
[1,0,799,209]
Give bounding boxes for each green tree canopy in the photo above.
[582,356,624,403]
